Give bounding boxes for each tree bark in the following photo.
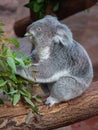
[0,81,98,130]
[13,16,33,37]
[56,0,98,20]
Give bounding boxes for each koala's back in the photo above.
[69,40,93,84]
[47,39,93,86]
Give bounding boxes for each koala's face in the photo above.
[26,15,73,61]
[26,16,59,49]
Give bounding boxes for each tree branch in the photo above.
[0,81,98,130]
[56,0,98,20]
[14,0,98,37]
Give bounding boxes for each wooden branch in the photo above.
[56,0,98,20]
[13,16,33,37]
[14,0,98,37]
[0,81,98,130]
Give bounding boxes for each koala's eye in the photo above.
[37,27,41,31]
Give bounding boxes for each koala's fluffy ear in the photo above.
[53,25,73,46]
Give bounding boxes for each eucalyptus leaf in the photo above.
[33,2,43,12]
[1,44,7,55]
[7,86,18,95]
[7,48,13,56]
[0,61,6,72]
[53,2,59,12]
[0,22,5,26]
[7,90,18,95]
[8,38,20,48]
[0,99,4,104]
[0,29,4,34]
[24,1,34,9]
[0,23,39,113]
[7,57,16,73]
[6,48,16,73]
[9,74,17,82]
[13,93,21,106]
[25,0,60,19]
[0,80,7,87]
[20,87,31,99]
[24,97,38,112]
[24,97,35,107]
[37,0,44,3]
[12,51,18,57]
[33,96,42,103]
[15,57,25,67]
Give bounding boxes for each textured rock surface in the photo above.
[0,0,29,37]
[0,0,19,13]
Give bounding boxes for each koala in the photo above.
[16,15,93,106]
[29,49,38,63]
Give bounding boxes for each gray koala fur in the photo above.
[16,15,93,106]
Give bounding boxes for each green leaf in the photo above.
[20,86,31,99]
[37,0,44,3]
[0,79,7,87]
[0,38,37,112]
[53,2,59,12]
[0,22,5,26]
[7,57,16,73]
[8,38,20,48]
[12,51,18,57]
[24,97,35,107]
[24,1,34,9]
[7,89,18,95]
[0,29,4,34]
[9,74,17,82]
[15,57,25,67]
[7,90,18,95]
[33,2,43,12]
[7,48,16,73]
[0,99,4,104]
[7,48,13,56]
[1,44,7,55]
[39,11,44,19]
[24,97,38,112]
[33,96,42,103]
[13,93,20,106]
[0,61,6,72]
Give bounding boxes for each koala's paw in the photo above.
[45,96,59,107]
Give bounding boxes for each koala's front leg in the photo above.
[16,61,55,83]
[30,62,58,83]
[30,49,39,63]
[16,64,39,82]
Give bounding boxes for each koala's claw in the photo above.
[45,96,59,107]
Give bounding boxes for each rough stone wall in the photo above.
[0,0,29,37]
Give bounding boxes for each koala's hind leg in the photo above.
[45,77,85,106]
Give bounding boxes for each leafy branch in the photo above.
[25,0,59,19]
[0,22,42,113]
